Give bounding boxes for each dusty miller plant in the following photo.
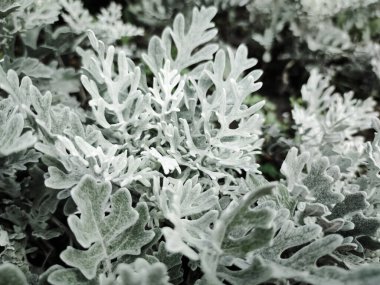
[1,1,380,285]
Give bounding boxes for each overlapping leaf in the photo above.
[59,175,155,279]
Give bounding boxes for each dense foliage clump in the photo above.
[1,1,380,284]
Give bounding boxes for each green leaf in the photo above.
[114,259,171,285]
[5,57,53,79]
[199,184,277,284]
[219,221,342,285]
[156,177,219,260]
[48,268,97,285]
[280,147,309,192]
[343,212,380,237]
[0,0,28,16]
[153,242,183,285]
[60,175,155,279]
[0,111,36,156]
[142,6,218,76]
[317,265,380,285]
[0,263,27,285]
[328,192,369,220]
[302,157,344,205]
[220,196,276,257]
[38,265,63,285]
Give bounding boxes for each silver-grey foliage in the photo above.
[1,1,380,285]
